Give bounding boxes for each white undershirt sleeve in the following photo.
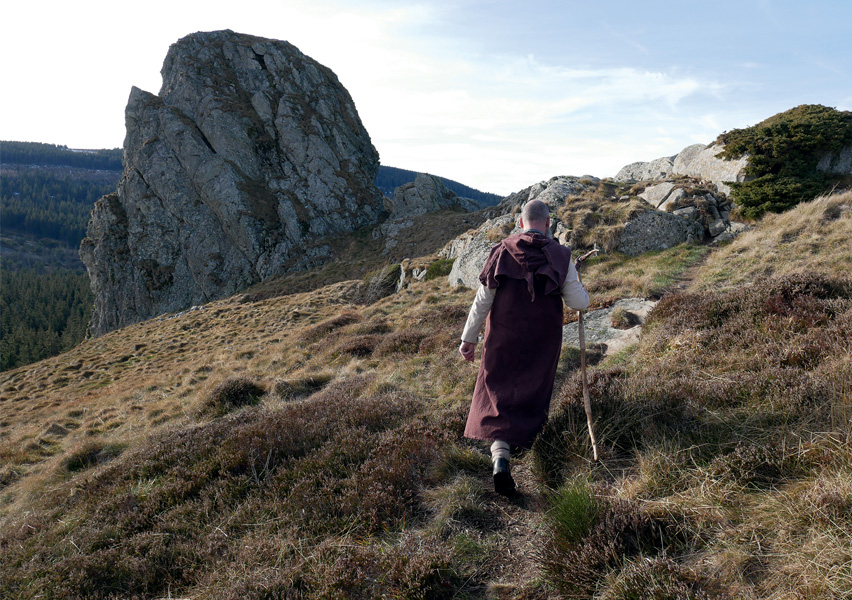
[460,284,496,343]
[561,262,590,311]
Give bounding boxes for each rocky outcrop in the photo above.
[498,175,600,213]
[562,298,657,355]
[671,143,750,195]
[80,30,385,335]
[632,181,746,247]
[618,210,703,256]
[818,146,852,175]
[444,176,603,289]
[445,214,516,289]
[615,157,675,182]
[613,141,753,247]
[384,173,479,219]
[616,142,749,195]
[377,174,481,253]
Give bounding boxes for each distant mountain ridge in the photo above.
[375,165,501,206]
[1,141,501,205]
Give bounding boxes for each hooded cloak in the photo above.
[464,232,572,448]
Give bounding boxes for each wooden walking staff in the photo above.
[575,248,600,461]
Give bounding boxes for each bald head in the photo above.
[520,199,550,232]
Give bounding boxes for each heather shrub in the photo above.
[333,333,382,357]
[540,493,680,597]
[640,272,852,416]
[375,327,428,356]
[412,303,469,327]
[63,440,124,472]
[303,310,362,342]
[0,379,433,599]
[705,441,810,489]
[343,422,440,532]
[204,376,265,415]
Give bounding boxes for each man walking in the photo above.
[459,199,589,494]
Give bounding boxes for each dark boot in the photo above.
[493,457,515,495]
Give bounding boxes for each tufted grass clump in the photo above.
[544,479,599,549]
[303,310,362,342]
[63,441,125,472]
[600,556,711,600]
[204,376,265,415]
[533,367,698,488]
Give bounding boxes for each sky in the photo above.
[2,0,851,195]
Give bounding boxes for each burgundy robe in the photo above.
[464,232,572,448]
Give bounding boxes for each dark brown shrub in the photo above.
[375,328,428,356]
[343,421,440,532]
[303,310,362,342]
[272,373,333,400]
[64,441,124,472]
[334,334,382,357]
[204,376,265,414]
[706,442,809,488]
[0,381,432,598]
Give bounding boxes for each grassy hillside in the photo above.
[1,191,851,598]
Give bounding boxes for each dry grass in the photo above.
[694,190,852,291]
[555,181,647,253]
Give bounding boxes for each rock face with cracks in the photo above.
[80,30,385,336]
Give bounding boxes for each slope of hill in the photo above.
[2,190,850,599]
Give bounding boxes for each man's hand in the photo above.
[459,341,476,362]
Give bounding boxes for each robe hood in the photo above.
[479,231,572,299]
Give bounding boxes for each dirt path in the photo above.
[459,455,549,598]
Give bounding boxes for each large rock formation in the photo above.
[80,30,385,335]
[615,142,750,195]
[385,173,480,219]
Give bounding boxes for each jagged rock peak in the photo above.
[80,30,385,336]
